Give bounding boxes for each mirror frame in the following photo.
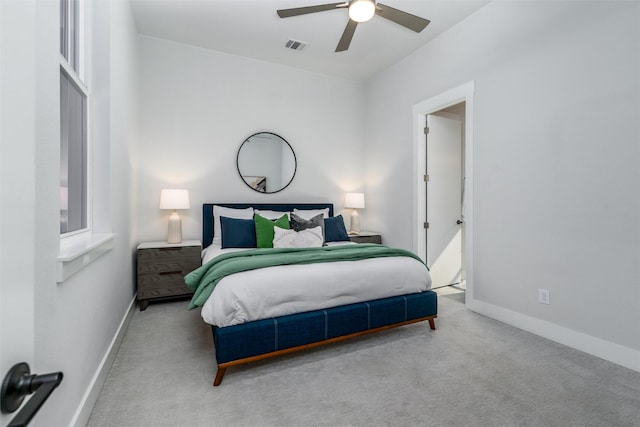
[236,132,297,194]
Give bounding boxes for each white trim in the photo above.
[57,233,115,282]
[69,296,137,427]
[467,299,640,373]
[60,226,91,240]
[412,81,475,301]
[77,0,88,84]
[59,58,89,96]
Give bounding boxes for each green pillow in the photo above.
[255,213,290,248]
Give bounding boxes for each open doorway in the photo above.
[426,103,465,291]
[412,81,474,304]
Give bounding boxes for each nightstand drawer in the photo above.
[137,246,200,274]
[137,273,192,299]
[350,234,382,244]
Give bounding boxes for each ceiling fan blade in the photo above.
[376,3,430,33]
[336,19,358,52]
[277,2,347,18]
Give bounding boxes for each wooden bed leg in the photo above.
[213,367,226,386]
[428,318,436,330]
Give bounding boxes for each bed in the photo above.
[187,203,437,386]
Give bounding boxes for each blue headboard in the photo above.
[202,203,334,248]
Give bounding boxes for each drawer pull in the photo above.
[158,247,181,252]
[159,271,183,276]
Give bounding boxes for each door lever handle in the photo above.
[1,362,63,427]
[456,220,463,225]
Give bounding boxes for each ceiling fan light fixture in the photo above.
[277,1,429,52]
[348,0,375,23]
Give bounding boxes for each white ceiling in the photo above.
[130,0,491,81]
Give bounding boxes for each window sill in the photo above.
[57,233,116,283]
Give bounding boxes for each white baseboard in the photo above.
[466,298,640,373]
[70,296,137,427]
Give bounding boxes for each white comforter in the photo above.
[200,244,432,327]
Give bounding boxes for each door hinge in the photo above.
[424,126,430,135]
[424,174,430,182]
[424,222,430,229]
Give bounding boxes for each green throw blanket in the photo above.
[184,244,427,310]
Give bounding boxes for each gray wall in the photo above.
[366,1,639,364]
[136,36,367,243]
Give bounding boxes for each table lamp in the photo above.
[160,189,190,243]
[344,192,365,235]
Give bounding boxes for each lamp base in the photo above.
[349,210,361,235]
[167,211,182,244]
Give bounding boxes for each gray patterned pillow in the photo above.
[290,213,325,242]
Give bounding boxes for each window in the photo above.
[60,72,87,233]
[60,0,88,235]
[57,0,114,281]
[60,0,79,72]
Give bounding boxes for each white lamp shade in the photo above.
[345,192,365,209]
[160,189,190,210]
[349,0,376,22]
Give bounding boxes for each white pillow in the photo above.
[292,208,329,220]
[212,206,254,247]
[255,209,290,220]
[273,226,324,248]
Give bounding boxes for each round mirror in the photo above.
[236,132,297,194]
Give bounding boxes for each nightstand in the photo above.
[136,240,201,311]
[349,231,382,244]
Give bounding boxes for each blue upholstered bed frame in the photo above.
[202,203,438,386]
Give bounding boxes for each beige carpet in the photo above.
[87,288,640,426]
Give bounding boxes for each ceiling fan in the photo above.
[277,0,430,52]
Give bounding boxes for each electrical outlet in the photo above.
[539,289,550,305]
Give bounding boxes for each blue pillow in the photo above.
[324,215,350,242]
[220,216,256,249]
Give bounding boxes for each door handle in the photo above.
[1,362,63,426]
[456,220,463,225]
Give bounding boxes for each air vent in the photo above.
[284,39,307,51]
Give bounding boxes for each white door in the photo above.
[426,114,463,288]
[1,3,37,425]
